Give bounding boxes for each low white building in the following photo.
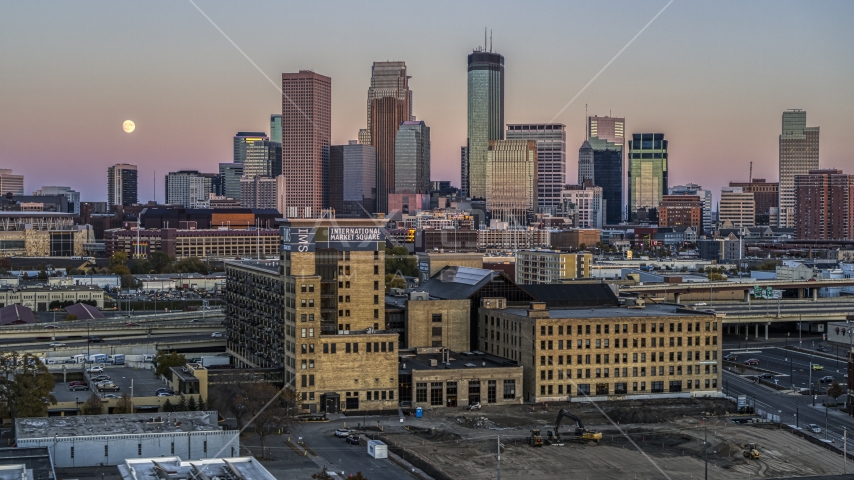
[118,456,276,480]
[15,411,237,468]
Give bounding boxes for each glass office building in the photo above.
[593,150,623,225]
[467,51,504,200]
[394,120,431,194]
[486,140,537,225]
[628,133,668,221]
[778,109,819,227]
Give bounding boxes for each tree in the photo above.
[187,396,197,411]
[243,383,289,459]
[579,243,587,251]
[149,252,173,274]
[312,467,336,480]
[384,273,406,292]
[154,351,186,377]
[0,257,11,273]
[176,395,188,412]
[113,393,133,414]
[130,259,152,275]
[82,393,103,415]
[110,252,128,268]
[173,257,208,274]
[197,396,206,411]
[385,246,417,277]
[209,373,252,431]
[827,381,844,403]
[0,352,56,423]
[163,398,174,412]
[120,273,138,289]
[64,314,78,321]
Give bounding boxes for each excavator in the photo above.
[743,442,760,459]
[551,409,603,444]
[529,428,544,447]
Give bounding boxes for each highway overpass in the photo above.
[622,278,854,303]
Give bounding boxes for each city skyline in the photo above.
[1,1,852,205]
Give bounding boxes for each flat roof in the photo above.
[16,411,222,440]
[399,349,520,374]
[499,303,705,319]
[0,447,54,480]
[118,456,276,480]
[223,259,281,274]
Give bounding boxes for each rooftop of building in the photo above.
[64,302,104,319]
[399,348,519,374]
[16,411,222,439]
[118,456,276,480]
[498,303,706,319]
[223,259,281,274]
[0,447,54,480]
[0,285,104,293]
[49,367,173,407]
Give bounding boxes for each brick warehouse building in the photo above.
[225,218,397,414]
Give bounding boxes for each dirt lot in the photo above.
[374,399,848,480]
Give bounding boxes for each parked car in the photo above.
[334,428,352,438]
[88,336,103,343]
[91,375,111,381]
[69,385,89,391]
[723,353,737,361]
[157,392,173,397]
[126,322,141,327]
[817,346,829,353]
[156,388,174,396]
[808,423,822,434]
[743,359,760,366]
[49,342,65,348]
[820,376,834,383]
[69,381,87,387]
[693,302,708,306]
[98,383,120,392]
[346,434,360,445]
[757,373,774,379]
[211,332,223,338]
[468,402,482,411]
[103,394,120,399]
[812,364,824,371]
[86,366,104,373]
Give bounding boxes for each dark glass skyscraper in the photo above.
[467,50,504,200]
[593,150,623,225]
[394,120,431,194]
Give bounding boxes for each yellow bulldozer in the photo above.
[743,442,760,459]
[530,429,544,447]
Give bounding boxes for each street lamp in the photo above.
[796,404,799,429]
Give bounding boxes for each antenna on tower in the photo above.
[484,28,487,51]
[490,29,493,52]
[585,104,588,141]
[749,161,753,183]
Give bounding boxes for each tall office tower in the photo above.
[669,184,712,233]
[578,140,594,185]
[627,133,668,221]
[366,62,411,214]
[467,49,504,200]
[329,141,378,218]
[107,164,138,209]
[0,169,24,196]
[394,120,431,195]
[165,171,215,208]
[728,179,778,226]
[486,140,537,225]
[587,116,625,224]
[795,169,854,240]
[33,186,80,215]
[719,187,755,227]
[506,124,566,215]
[218,163,244,201]
[233,132,271,178]
[779,109,819,227]
[240,175,280,210]
[270,115,282,144]
[460,147,469,197]
[282,71,331,218]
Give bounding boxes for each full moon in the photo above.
[122,120,135,133]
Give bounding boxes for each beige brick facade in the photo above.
[405,298,470,351]
[479,301,722,403]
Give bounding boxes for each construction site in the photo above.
[368,399,850,480]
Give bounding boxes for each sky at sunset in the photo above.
[1,0,852,206]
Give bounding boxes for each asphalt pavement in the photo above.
[724,346,846,392]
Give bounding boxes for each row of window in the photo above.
[539,364,718,380]
[533,336,718,350]
[413,380,515,405]
[539,378,718,397]
[539,350,717,366]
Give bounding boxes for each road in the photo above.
[710,299,854,317]
[724,346,847,391]
[724,370,854,452]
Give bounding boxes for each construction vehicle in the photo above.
[743,442,759,459]
[554,409,603,444]
[529,428,544,447]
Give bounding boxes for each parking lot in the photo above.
[52,365,168,402]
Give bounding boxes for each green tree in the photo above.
[149,252,173,273]
[120,274,138,289]
[384,273,406,292]
[163,398,174,412]
[64,314,78,321]
[173,257,208,274]
[82,393,103,415]
[827,381,844,403]
[154,351,186,377]
[385,246,417,277]
[0,352,56,422]
[176,395,188,412]
[578,243,587,251]
[110,252,128,268]
[130,259,152,275]
[110,264,130,276]
[197,396,206,411]
[187,396,197,411]
[113,393,133,414]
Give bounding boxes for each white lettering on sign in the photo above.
[328,227,383,242]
